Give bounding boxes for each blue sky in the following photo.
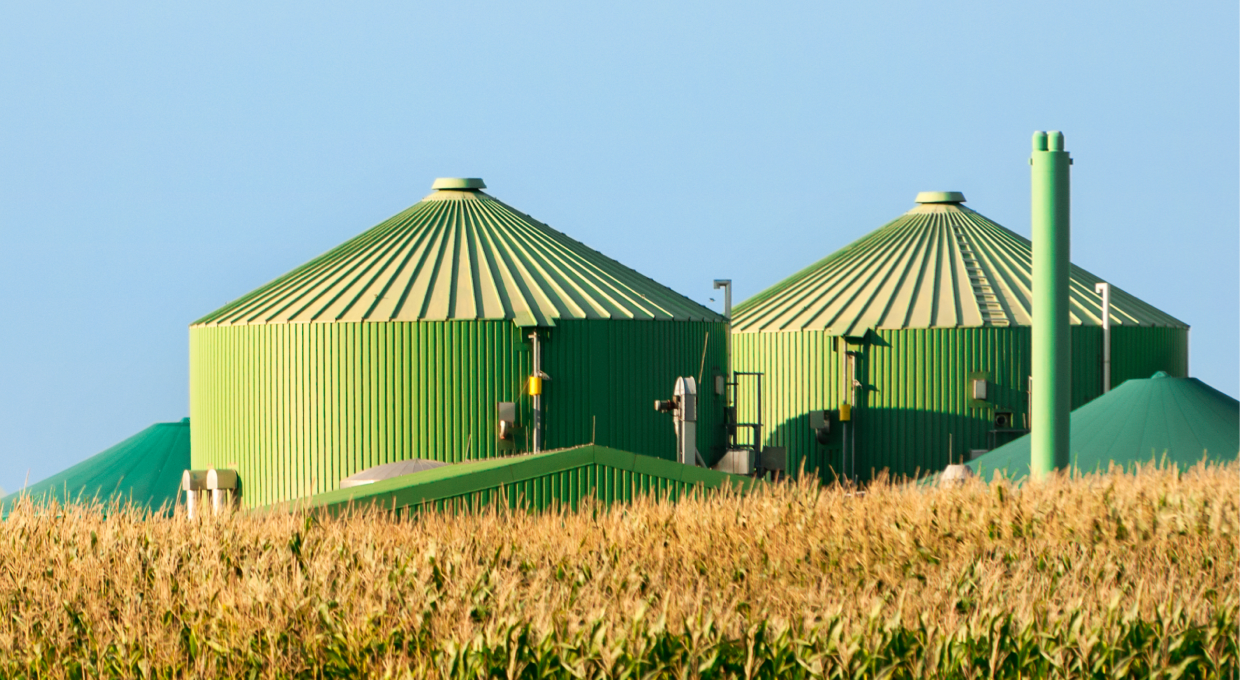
[1,1,1236,492]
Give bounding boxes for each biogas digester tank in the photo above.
[731,192,1188,483]
[190,179,726,507]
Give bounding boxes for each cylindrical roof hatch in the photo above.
[431,177,486,190]
[914,191,966,204]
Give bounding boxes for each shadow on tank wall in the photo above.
[766,404,1032,484]
[738,323,1189,486]
[766,411,845,483]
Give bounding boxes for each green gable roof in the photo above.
[969,373,1238,480]
[3,419,190,515]
[194,180,722,328]
[291,445,753,514]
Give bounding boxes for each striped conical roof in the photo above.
[194,179,721,327]
[732,193,1186,336]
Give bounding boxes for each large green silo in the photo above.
[190,178,726,508]
[731,192,1188,483]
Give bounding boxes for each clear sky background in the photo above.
[1,1,1236,493]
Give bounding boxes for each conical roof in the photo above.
[968,373,1238,480]
[1,419,190,515]
[732,192,1186,336]
[194,179,721,327]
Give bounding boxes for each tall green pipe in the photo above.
[1030,130,1072,477]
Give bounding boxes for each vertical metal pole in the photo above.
[841,422,848,482]
[1094,282,1111,392]
[1031,131,1072,477]
[530,331,542,453]
[849,352,857,483]
[714,279,733,409]
[840,338,848,481]
[728,379,736,448]
[754,373,762,455]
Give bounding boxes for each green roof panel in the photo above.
[290,445,754,514]
[733,195,1187,335]
[194,180,722,327]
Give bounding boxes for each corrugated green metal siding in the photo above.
[732,325,1187,482]
[191,319,726,508]
[541,320,727,466]
[860,328,1035,478]
[1112,326,1189,387]
[191,320,529,507]
[732,330,842,480]
[1071,326,1102,408]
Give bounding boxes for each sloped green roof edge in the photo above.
[2,419,190,516]
[968,373,1238,481]
[289,445,755,513]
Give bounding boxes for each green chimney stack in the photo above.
[1030,131,1072,477]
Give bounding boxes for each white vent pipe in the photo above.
[1094,282,1111,393]
[182,470,206,519]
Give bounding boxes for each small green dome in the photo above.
[970,374,1239,479]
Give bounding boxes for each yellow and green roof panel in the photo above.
[733,192,1187,336]
[194,178,721,328]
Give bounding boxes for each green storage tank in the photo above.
[731,192,1189,483]
[968,372,1238,480]
[2,419,191,516]
[190,178,727,508]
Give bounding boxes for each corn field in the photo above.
[0,462,1235,679]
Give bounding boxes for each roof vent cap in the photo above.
[432,177,486,190]
[915,191,965,204]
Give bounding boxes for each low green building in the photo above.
[191,179,727,508]
[298,444,753,515]
[731,192,1189,483]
